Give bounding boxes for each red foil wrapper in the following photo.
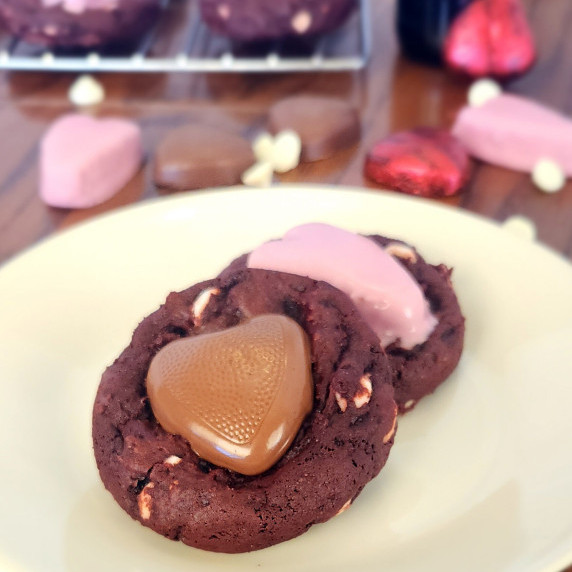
[443,0,536,77]
[364,128,472,198]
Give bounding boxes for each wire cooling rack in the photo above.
[0,0,371,73]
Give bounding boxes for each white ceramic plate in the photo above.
[1,186,571,572]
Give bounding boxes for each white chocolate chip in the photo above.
[384,242,418,263]
[41,52,55,63]
[217,3,231,19]
[403,399,416,411]
[532,158,566,193]
[335,391,348,413]
[192,287,220,324]
[502,215,537,242]
[164,455,182,466]
[68,74,105,107]
[252,132,275,163]
[353,375,373,409]
[86,52,100,65]
[292,10,313,34]
[336,498,352,516]
[468,78,502,107]
[271,130,302,173]
[383,405,398,444]
[43,25,59,37]
[138,483,154,520]
[241,161,274,187]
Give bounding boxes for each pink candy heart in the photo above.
[40,113,142,209]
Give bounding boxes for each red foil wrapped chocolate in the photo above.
[443,0,536,77]
[364,128,472,198]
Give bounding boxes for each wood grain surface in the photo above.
[1,0,571,266]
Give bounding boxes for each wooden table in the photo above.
[0,0,570,569]
[1,0,572,266]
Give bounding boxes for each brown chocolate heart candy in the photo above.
[268,95,360,162]
[153,124,255,191]
[146,314,313,475]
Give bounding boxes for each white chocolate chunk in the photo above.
[292,10,312,34]
[353,374,373,408]
[68,74,105,107]
[336,498,352,516]
[502,215,537,241]
[241,161,274,187]
[164,455,182,466]
[217,3,231,19]
[335,391,348,413]
[468,78,502,108]
[138,483,154,520]
[532,158,566,193]
[383,405,398,444]
[271,130,302,173]
[384,242,418,263]
[192,287,220,324]
[252,132,275,163]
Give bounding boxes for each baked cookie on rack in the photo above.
[0,0,162,48]
[199,0,357,42]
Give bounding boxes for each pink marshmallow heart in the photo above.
[452,94,572,175]
[40,114,142,209]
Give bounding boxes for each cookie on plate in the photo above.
[92,268,397,553]
[0,0,162,48]
[221,224,465,414]
[368,235,465,412]
[199,0,357,42]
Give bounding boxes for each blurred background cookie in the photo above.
[0,0,162,48]
[198,0,357,42]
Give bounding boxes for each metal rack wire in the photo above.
[0,0,371,73]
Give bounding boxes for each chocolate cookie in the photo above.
[368,236,465,412]
[92,268,397,553]
[0,0,161,48]
[222,233,465,414]
[199,0,357,42]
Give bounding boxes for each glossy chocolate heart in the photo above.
[443,0,536,78]
[146,314,313,475]
[153,124,254,191]
[364,127,471,198]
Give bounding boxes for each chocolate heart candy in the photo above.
[153,124,255,191]
[146,314,313,475]
[443,0,536,78]
[268,95,360,162]
[364,127,471,198]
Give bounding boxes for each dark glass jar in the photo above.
[397,0,474,65]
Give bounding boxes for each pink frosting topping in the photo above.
[247,223,438,349]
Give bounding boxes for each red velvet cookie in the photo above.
[92,268,397,553]
[221,233,465,414]
[199,0,357,42]
[0,0,161,48]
